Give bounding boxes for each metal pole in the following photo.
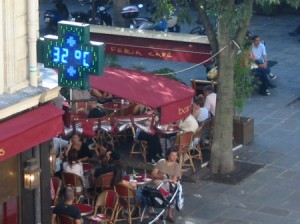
[34,146,41,224]
[27,0,38,87]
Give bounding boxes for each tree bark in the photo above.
[209,11,236,174]
[113,0,130,27]
[210,46,236,174]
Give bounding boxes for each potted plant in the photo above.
[233,41,256,145]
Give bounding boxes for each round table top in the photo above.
[156,124,180,134]
[73,203,93,216]
[124,174,152,185]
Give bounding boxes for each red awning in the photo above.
[90,67,195,124]
[0,104,64,162]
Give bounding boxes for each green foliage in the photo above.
[233,42,257,116]
[151,0,192,24]
[105,55,122,68]
[151,67,179,81]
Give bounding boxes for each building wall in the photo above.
[0,0,39,94]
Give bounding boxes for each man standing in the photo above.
[52,187,82,224]
[203,85,217,116]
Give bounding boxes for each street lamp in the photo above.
[24,158,41,190]
[49,149,57,176]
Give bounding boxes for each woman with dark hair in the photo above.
[63,148,83,177]
[151,148,181,223]
[64,133,93,162]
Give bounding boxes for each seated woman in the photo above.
[63,148,89,189]
[63,148,84,177]
[151,149,181,223]
[111,164,145,208]
[93,140,120,165]
[64,133,93,162]
[90,88,113,104]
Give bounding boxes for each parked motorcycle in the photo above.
[121,4,180,32]
[71,3,112,26]
[44,0,69,34]
[189,16,217,36]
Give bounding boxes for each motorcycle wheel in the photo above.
[190,26,206,35]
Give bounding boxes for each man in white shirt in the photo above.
[178,114,198,134]
[251,35,276,80]
[203,85,216,116]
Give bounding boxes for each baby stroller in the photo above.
[141,179,183,223]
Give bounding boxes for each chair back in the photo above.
[94,172,114,191]
[115,183,136,200]
[61,172,85,202]
[175,131,194,153]
[51,177,62,205]
[93,190,119,216]
[194,125,204,140]
[56,214,75,224]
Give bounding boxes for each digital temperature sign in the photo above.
[38,21,105,90]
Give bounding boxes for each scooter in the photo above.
[71,3,112,26]
[44,0,69,35]
[121,4,180,32]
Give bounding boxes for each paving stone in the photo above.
[243,211,284,223]
[278,170,299,179]
[208,215,229,224]
[273,155,300,168]
[276,118,300,132]
[248,150,283,165]
[223,219,251,224]
[220,207,251,220]
[257,206,290,217]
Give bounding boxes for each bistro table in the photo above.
[73,203,94,216]
[156,124,180,150]
[124,173,153,186]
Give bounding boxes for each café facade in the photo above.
[0,1,211,223]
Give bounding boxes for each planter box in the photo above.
[233,117,254,145]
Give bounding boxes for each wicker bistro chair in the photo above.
[114,183,142,224]
[129,126,148,163]
[87,190,119,224]
[56,214,76,224]
[190,125,204,164]
[51,176,62,206]
[92,172,114,205]
[62,172,90,204]
[201,117,215,150]
[173,131,196,172]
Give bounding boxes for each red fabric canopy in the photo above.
[90,67,195,124]
[0,104,64,162]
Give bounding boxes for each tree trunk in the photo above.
[113,0,130,27]
[210,23,236,174]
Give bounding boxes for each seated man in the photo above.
[251,35,277,80]
[178,114,199,134]
[192,94,210,124]
[151,149,181,223]
[203,85,217,116]
[51,186,82,224]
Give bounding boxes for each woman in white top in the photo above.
[63,148,84,177]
